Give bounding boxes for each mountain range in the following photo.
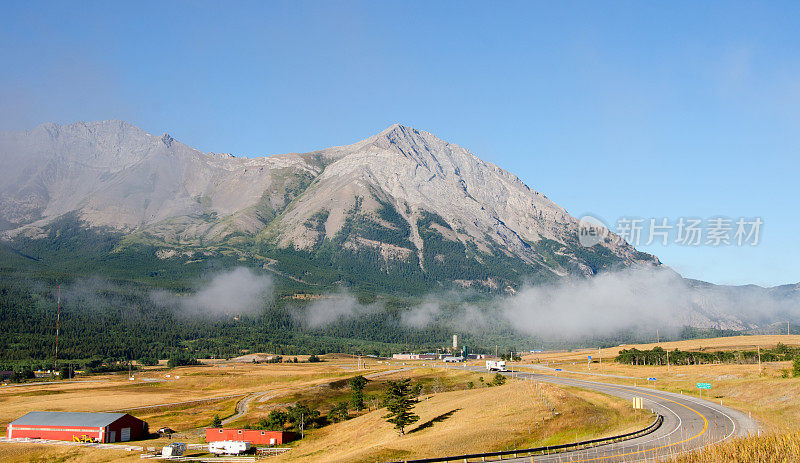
[0,120,657,291]
[0,120,796,333]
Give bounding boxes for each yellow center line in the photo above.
[550,380,710,462]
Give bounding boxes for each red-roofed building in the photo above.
[8,412,147,443]
[205,428,295,445]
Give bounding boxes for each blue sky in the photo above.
[1,1,798,286]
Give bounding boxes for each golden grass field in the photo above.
[0,359,376,434]
[511,335,800,432]
[2,336,797,462]
[0,442,142,463]
[670,431,800,463]
[274,375,651,463]
[0,357,651,462]
[228,367,489,427]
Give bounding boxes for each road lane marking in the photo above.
[524,375,710,462]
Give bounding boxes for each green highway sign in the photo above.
[697,382,711,389]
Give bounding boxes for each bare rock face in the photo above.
[0,120,658,278]
[263,124,655,275]
[0,120,319,241]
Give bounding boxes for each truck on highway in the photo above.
[486,360,507,372]
[209,441,251,456]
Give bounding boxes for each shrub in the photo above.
[490,373,507,386]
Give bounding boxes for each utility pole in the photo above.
[757,345,762,374]
[789,321,791,336]
[657,328,660,344]
[53,285,61,379]
[666,349,670,372]
[599,348,602,369]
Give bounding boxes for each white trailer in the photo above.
[161,442,187,457]
[209,441,251,456]
[486,360,507,372]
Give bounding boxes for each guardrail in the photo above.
[382,414,664,463]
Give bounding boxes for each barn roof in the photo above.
[10,411,129,427]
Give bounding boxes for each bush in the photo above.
[793,356,800,377]
[308,354,321,363]
[490,373,506,386]
[10,369,35,383]
[138,357,159,366]
[167,354,200,368]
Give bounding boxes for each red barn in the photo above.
[7,411,147,443]
[206,427,295,445]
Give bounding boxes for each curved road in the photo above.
[462,366,759,462]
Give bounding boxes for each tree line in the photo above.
[616,344,800,366]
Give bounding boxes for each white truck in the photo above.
[209,441,252,456]
[486,360,507,372]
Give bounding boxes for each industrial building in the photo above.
[7,411,148,443]
[206,428,295,445]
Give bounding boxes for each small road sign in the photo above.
[647,377,657,381]
[588,355,592,360]
[697,382,711,389]
[555,368,562,371]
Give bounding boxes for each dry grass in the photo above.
[226,367,488,428]
[275,377,651,463]
[671,431,800,463]
[0,361,655,463]
[0,360,385,433]
[519,359,800,432]
[0,443,142,463]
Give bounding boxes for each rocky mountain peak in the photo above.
[1,120,659,286]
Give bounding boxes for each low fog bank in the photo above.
[398,267,800,339]
[151,267,273,316]
[294,291,381,328]
[502,267,710,338]
[53,265,799,339]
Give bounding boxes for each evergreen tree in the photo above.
[327,402,350,423]
[349,375,367,411]
[382,379,419,435]
[59,366,73,380]
[211,414,222,428]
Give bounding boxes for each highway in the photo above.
[461,366,759,462]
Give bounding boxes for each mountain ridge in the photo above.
[1,120,657,290]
